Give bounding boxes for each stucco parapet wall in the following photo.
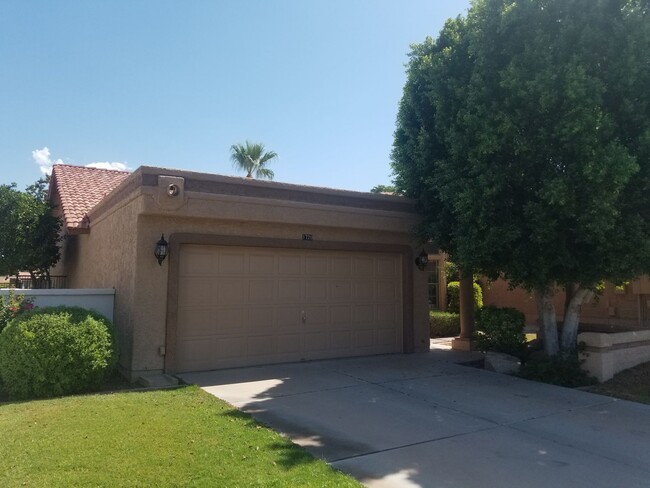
[579,330,650,351]
[85,166,419,233]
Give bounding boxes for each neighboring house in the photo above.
[49,164,430,379]
[482,278,650,332]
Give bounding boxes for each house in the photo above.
[49,164,431,380]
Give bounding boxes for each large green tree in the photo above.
[230,141,278,180]
[392,0,650,356]
[0,178,62,287]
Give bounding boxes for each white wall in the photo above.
[0,288,115,323]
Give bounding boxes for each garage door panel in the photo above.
[246,335,277,357]
[354,257,375,275]
[218,252,246,274]
[377,257,398,276]
[178,308,215,337]
[304,306,328,325]
[331,281,352,301]
[180,249,217,275]
[178,277,214,306]
[278,279,302,301]
[249,254,275,274]
[354,304,374,323]
[331,256,352,275]
[248,307,275,329]
[330,330,352,349]
[215,308,246,331]
[377,303,399,324]
[276,334,301,354]
[214,337,245,359]
[249,280,274,303]
[305,280,328,300]
[217,280,247,304]
[305,332,328,353]
[305,256,328,275]
[377,280,398,299]
[175,246,403,372]
[276,307,301,329]
[331,305,352,324]
[278,255,301,274]
[354,281,374,300]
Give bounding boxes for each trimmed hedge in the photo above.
[0,306,117,400]
[430,311,460,337]
[474,306,526,357]
[447,281,483,314]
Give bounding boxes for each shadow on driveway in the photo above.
[179,351,650,488]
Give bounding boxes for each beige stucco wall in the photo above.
[64,169,428,378]
[62,195,141,373]
[483,278,646,331]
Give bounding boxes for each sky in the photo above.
[0,0,471,193]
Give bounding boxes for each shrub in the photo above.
[0,306,117,400]
[474,306,526,358]
[518,354,597,388]
[430,311,460,337]
[447,281,483,314]
[0,291,35,333]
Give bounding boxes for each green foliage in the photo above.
[446,281,483,314]
[370,184,397,194]
[0,306,117,400]
[230,141,278,180]
[444,261,459,283]
[519,354,597,388]
[0,181,62,280]
[429,311,460,337]
[474,306,526,358]
[391,0,650,351]
[0,291,35,333]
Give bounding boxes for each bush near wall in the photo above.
[474,306,526,358]
[0,306,117,400]
[447,281,483,314]
[430,311,460,337]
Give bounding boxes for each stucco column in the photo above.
[452,273,475,351]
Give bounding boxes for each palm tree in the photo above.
[230,141,278,180]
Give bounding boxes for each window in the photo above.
[428,261,440,310]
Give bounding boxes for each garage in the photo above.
[174,244,404,372]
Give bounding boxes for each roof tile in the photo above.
[50,164,130,231]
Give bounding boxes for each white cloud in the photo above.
[85,162,130,171]
[31,147,131,174]
[32,146,63,175]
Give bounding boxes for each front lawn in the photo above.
[0,386,361,487]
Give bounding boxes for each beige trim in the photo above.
[164,233,414,373]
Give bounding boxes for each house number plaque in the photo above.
[302,234,313,241]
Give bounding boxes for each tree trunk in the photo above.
[535,288,559,356]
[560,288,594,353]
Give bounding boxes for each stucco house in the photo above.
[48,164,431,380]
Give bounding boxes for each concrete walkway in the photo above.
[179,349,650,488]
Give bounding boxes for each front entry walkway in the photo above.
[179,351,650,488]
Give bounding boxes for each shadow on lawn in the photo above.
[219,408,327,470]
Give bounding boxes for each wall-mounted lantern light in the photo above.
[414,249,429,271]
[154,234,169,266]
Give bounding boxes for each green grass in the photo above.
[0,386,361,487]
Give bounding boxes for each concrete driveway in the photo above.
[179,350,650,488]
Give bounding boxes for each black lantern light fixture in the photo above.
[414,249,429,271]
[154,234,169,266]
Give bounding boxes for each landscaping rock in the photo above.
[484,352,521,374]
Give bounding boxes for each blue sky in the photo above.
[0,1,470,192]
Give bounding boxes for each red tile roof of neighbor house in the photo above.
[50,164,130,232]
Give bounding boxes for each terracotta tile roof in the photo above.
[50,164,130,232]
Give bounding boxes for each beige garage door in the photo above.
[175,245,403,372]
